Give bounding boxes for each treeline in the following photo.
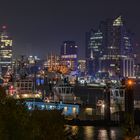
[0,86,66,140]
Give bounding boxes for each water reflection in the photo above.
[66,125,123,140]
[110,130,117,139]
[84,126,94,140]
[97,129,108,140]
[71,126,78,136]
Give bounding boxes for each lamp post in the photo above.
[125,79,134,114]
[123,79,136,137]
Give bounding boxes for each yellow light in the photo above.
[72,107,76,113]
[1,40,12,46]
[102,104,105,108]
[23,94,28,98]
[64,107,67,112]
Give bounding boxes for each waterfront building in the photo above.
[60,41,78,71]
[0,26,13,76]
[7,78,34,95]
[46,102,79,116]
[24,98,80,117]
[52,84,82,104]
[15,79,34,94]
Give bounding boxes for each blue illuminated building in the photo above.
[46,102,79,116]
[36,78,44,86]
[24,98,79,116]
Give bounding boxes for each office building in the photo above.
[60,41,78,71]
[86,29,103,75]
[0,26,13,76]
[86,16,135,78]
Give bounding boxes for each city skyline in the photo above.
[0,0,140,59]
[85,16,135,77]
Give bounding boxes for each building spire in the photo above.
[90,50,93,59]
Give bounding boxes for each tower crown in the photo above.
[113,16,123,26]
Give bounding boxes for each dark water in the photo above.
[65,125,124,140]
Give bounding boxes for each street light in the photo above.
[121,78,134,87]
[126,79,134,87]
[125,79,134,114]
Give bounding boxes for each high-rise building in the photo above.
[0,26,13,76]
[86,16,135,78]
[100,16,134,78]
[86,29,103,75]
[60,41,78,71]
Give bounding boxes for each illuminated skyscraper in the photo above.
[100,16,134,78]
[86,29,103,75]
[60,41,78,71]
[0,26,13,76]
[86,16,135,78]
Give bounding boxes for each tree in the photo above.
[0,86,6,101]
[30,110,66,140]
[0,97,30,140]
[0,86,66,140]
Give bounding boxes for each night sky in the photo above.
[0,0,140,59]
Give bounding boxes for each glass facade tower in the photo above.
[86,16,135,78]
[86,29,103,75]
